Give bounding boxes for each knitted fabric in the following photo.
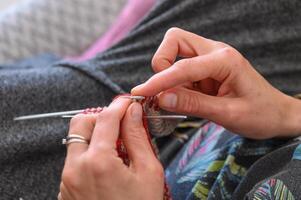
[142,96,183,137]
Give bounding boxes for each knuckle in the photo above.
[165,27,182,37]
[151,56,167,71]
[147,162,164,180]
[96,108,112,122]
[69,113,96,132]
[69,114,87,127]
[127,127,146,140]
[220,47,247,68]
[173,59,194,79]
[93,140,115,152]
[59,182,64,191]
[180,95,201,115]
[214,41,228,49]
[82,151,111,177]
[155,164,165,179]
[220,47,237,58]
[176,58,193,68]
[62,168,80,190]
[223,102,243,122]
[151,56,160,68]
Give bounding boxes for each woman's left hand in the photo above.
[58,98,164,200]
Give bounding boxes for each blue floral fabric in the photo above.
[165,122,288,200]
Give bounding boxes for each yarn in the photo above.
[142,96,182,137]
[82,95,173,199]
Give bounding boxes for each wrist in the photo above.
[282,94,301,137]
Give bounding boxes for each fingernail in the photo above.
[131,83,145,93]
[131,103,142,122]
[160,93,177,108]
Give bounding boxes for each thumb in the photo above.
[121,102,158,170]
[158,87,226,121]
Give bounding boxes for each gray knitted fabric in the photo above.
[66,0,301,95]
[1,0,301,199]
[0,56,118,199]
[0,0,126,63]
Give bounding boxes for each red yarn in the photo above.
[83,95,172,200]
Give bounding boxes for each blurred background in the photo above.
[0,0,22,10]
[0,0,156,63]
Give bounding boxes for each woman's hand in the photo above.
[59,98,164,200]
[132,28,301,139]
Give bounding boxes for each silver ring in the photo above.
[67,134,87,140]
[62,138,89,145]
[62,134,89,145]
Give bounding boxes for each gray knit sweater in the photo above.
[1,0,301,199]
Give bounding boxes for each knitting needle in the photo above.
[13,96,144,121]
[13,96,187,121]
[61,115,187,119]
[120,95,145,101]
[14,110,85,121]
[14,112,187,121]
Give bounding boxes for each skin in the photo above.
[60,28,301,199]
[132,27,301,139]
[59,99,164,200]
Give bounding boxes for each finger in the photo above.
[59,182,73,200]
[67,114,97,162]
[57,192,62,200]
[158,87,227,121]
[152,27,221,72]
[89,97,131,149]
[58,192,67,200]
[132,47,236,96]
[121,103,157,170]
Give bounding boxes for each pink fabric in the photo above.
[71,0,156,61]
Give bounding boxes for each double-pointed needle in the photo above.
[14,96,187,121]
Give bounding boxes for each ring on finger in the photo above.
[67,134,87,140]
[62,134,89,145]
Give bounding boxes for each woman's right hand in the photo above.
[132,28,301,139]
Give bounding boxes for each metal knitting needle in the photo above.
[13,96,143,121]
[120,95,145,101]
[14,112,187,121]
[143,115,187,119]
[61,115,187,119]
[14,96,187,121]
[14,110,85,121]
